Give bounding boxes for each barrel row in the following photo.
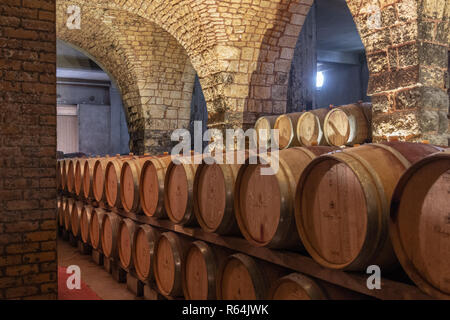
[255,102,372,149]
[57,143,450,299]
[57,204,364,300]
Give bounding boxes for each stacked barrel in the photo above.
[57,139,450,300]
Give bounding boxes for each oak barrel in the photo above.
[105,156,130,209]
[118,218,137,270]
[268,273,327,300]
[296,108,329,146]
[323,103,372,146]
[82,158,97,199]
[132,224,160,282]
[57,198,66,228]
[234,146,336,248]
[390,151,450,299]
[193,152,248,235]
[255,115,278,147]
[182,241,228,300]
[92,157,110,202]
[70,201,83,238]
[139,156,172,217]
[217,253,286,300]
[154,232,191,297]
[61,159,69,191]
[274,112,304,149]
[64,198,74,232]
[80,205,93,244]
[74,158,86,196]
[89,207,107,251]
[295,142,443,271]
[57,161,63,191]
[101,212,121,259]
[66,159,76,194]
[164,155,199,226]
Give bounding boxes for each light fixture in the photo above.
[316,71,324,88]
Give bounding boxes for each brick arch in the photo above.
[57,3,198,153]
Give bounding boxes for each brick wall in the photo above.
[0,0,57,299]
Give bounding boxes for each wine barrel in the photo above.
[61,159,69,191]
[268,273,327,300]
[255,115,278,147]
[234,146,336,248]
[182,241,228,300]
[193,152,248,235]
[57,161,63,191]
[92,157,110,202]
[295,142,443,271]
[296,108,329,146]
[64,198,74,232]
[105,156,129,209]
[82,158,97,199]
[74,158,86,196]
[118,218,137,270]
[132,225,160,283]
[80,205,93,244]
[70,201,83,238]
[390,151,450,299]
[274,112,304,149]
[164,155,199,226]
[101,212,121,259]
[217,253,285,300]
[66,159,77,194]
[89,207,106,251]
[57,198,66,228]
[154,232,190,297]
[323,103,372,146]
[139,156,172,217]
[120,156,154,213]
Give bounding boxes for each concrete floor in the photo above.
[58,238,141,300]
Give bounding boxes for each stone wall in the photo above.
[0,0,57,299]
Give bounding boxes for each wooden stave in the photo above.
[57,197,66,228]
[255,115,279,147]
[118,218,137,270]
[89,207,106,251]
[61,159,69,192]
[296,108,330,146]
[193,156,242,235]
[139,156,172,218]
[92,157,111,203]
[181,241,229,300]
[101,211,122,259]
[70,201,83,238]
[74,158,86,196]
[104,157,126,209]
[64,198,74,232]
[389,151,450,300]
[132,224,160,283]
[234,146,337,249]
[82,158,98,200]
[56,161,62,191]
[217,253,286,300]
[164,157,199,226]
[80,205,93,244]
[274,112,304,149]
[154,232,191,297]
[294,142,443,271]
[268,273,328,300]
[66,159,77,194]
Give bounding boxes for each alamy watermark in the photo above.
[66,5,81,30]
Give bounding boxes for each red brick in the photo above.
[5,264,39,276]
[5,286,39,299]
[23,271,56,284]
[4,27,39,40]
[23,231,55,242]
[6,200,39,211]
[6,242,40,254]
[23,251,55,263]
[0,255,22,267]
[22,0,55,11]
[4,221,39,233]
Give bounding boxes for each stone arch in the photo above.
[57,3,199,153]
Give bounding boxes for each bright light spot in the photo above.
[316,71,324,88]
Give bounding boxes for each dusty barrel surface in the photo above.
[295,142,443,271]
[92,157,110,202]
[101,212,122,259]
[89,207,107,251]
[118,218,137,270]
[82,158,97,199]
[139,155,172,217]
[217,253,286,300]
[182,241,228,300]
[120,156,154,213]
[269,273,327,300]
[164,155,199,226]
[274,112,304,149]
[64,198,74,232]
[132,225,160,282]
[323,103,372,146]
[70,201,83,238]
[74,158,86,196]
[296,108,329,146]
[234,147,336,248]
[390,151,450,299]
[154,232,191,297]
[80,205,93,244]
[193,152,247,235]
[105,155,133,209]
[255,115,278,147]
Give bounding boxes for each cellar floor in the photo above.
[57,238,141,300]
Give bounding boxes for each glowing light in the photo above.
[316,71,324,88]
